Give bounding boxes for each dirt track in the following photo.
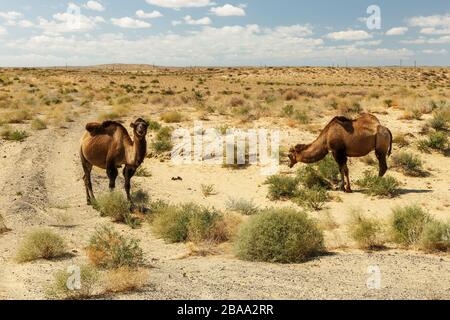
[1,110,450,300]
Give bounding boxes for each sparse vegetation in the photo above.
[93,192,141,228]
[86,226,144,269]
[390,205,431,247]
[235,208,324,263]
[16,229,66,263]
[418,131,448,153]
[347,210,385,250]
[161,111,184,123]
[264,175,299,200]
[355,171,400,198]
[31,118,47,130]
[46,265,99,300]
[1,127,28,142]
[152,203,230,243]
[104,267,149,294]
[151,126,173,154]
[391,152,428,177]
[420,220,450,252]
[226,198,259,215]
[294,186,330,211]
[201,184,217,197]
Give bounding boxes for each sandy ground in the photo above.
[1,106,449,300]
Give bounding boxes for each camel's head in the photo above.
[288,144,307,168]
[131,118,149,138]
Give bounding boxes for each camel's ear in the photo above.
[130,122,136,129]
[295,144,306,153]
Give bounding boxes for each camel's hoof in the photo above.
[345,189,353,194]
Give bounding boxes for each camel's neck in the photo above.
[125,134,147,166]
[132,135,147,166]
[299,135,329,164]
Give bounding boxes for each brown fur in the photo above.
[289,114,393,193]
[80,118,149,205]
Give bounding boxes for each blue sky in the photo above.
[0,0,450,66]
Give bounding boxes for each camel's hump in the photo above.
[85,121,123,135]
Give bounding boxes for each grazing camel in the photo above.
[288,114,392,193]
[80,118,149,205]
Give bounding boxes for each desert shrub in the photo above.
[265,175,299,200]
[131,189,150,208]
[4,109,31,123]
[355,171,400,198]
[391,152,428,177]
[86,226,144,269]
[152,203,228,243]
[390,205,431,246]
[234,208,324,263]
[281,104,295,117]
[93,192,140,228]
[16,229,66,262]
[393,133,409,147]
[315,154,340,184]
[293,110,310,124]
[31,118,47,130]
[151,126,173,154]
[230,96,245,107]
[294,187,330,211]
[418,131,448,153]
[226,198,259,215]
[135,167,151,177]
[297,166,332,190]
[104,267,149,294]
[1,128,28,142]
[347,210,385,250]
[429,111,448,131]
[201,184,216,197]
[420,221,450,252]
[146,119,161,131]
[46,265,99,300]
[161,111,183,123]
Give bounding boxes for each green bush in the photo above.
[265,175,299,200]
[391,152,428,177]
[355,171,400,198]
[93,192,140,228]
[46,265,99,300]
[16,229,66,262]
[152,203,226,243]
[151,126,173,154]
[86,226,144,269]
[294,187,330,211]
[429,112,448,131]
[234,208,324,263]
[161,111,183,123]
[315,154,340,185]
[226,198,259,216]
[146,119,161,131]
[420,220,450,252]
[418,131,448,153]
[347,210,385,250]
[390,205,431,246]
[297,166,332,190]
[1,128,28,142]
[31,118,47,130]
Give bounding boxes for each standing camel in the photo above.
[288,114,393,193]
[80,118,149,205]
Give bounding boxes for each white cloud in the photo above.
[401,35,450,44]
[422,49,447,54]
[5,19,34,27]
[172,20,182,26]
[0,26,7,35]
[326,29,372,41]
[210,4,246,17]
[145,0,211,9]
[408,14,450,27]
[420,27,450,35]
[83,1,105,12]
[183,15,212,25]
[386,27,408,36]
[0,11,23,20]
[272,25,313,37]
[136,10,163,19]
[4,24,416,67]
[37,7,105,35]
[111,17,151,29]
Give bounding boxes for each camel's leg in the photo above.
[332,151,346,191]
[376,151,388,177]
[343,163,352,193]
[123,165,136,203]
[81,151,95,205]
[106,163,119,191]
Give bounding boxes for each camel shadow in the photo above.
[397,189,433,195]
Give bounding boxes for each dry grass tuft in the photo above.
[16,229,66,263]
[104,267,149,294]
